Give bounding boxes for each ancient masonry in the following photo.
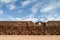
[0,21,60,35]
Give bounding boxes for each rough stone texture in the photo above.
[0,21,60,35]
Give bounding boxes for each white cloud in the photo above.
[47,17,60,21]
[40,6,53,13]
[15,18,22,21]
[0,0,13,3]
[24,15,37,22]
[39,0,60,21]
[16,17,38,22]
[6,4,16,10]
[0,10,3,14]
[40,0,60,13]
[30,1,45,14]
[21,0,37,7]
[21,1,31,7]
[47,17,55,21]
[30,7,38,13]
[29,2,42,18]
[46,14,60,21]
[8,17,38,22]
[27,2,43,22]
[40,18,45,22]
[18,14,38,22]
[0,0,17,3]
[0,0,60,22]
[39,15,60,22]
[22,2,42,22]
[25,18,37,22]
[19,2,41,22]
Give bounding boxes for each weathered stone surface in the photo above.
[0,21,60,35]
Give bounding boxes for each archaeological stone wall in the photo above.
[0,21,60,35]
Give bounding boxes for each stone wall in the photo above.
[46,21,60,26]
[0,21,60,35]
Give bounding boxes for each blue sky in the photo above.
[0,0,60,22]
